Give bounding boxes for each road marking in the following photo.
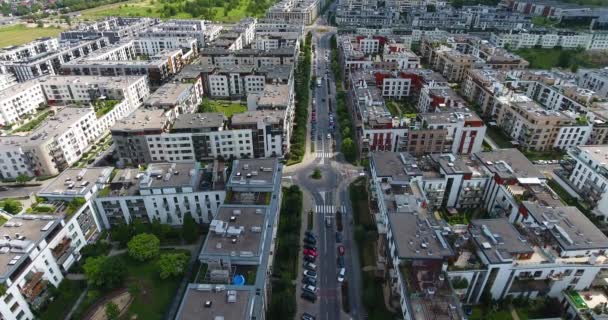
[316,152,334,158]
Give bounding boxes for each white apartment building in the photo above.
[491,31,608,50]
[94,162,226,226]
[578,68,608,98]
[0,38,60,62]
[0,81,45,126]
[0,74,16,91]
[232,110,289,158]
[133,36,198,57]
[567,145,608,219]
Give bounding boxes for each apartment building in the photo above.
[490,30,608,50]
[0,37,110,82]
[0,167,108,320]
[566,145,608,220]
[432,48,484,83]
[232,110,290,158]
[493,95,591,151]
[578,68,608,98]
[94,162,226,226]
[418,85,467,113]
[60,17,157,43]
[0,38,60,62]
[266,0,324,25]
[198,46,298,68]
[140,19,223,47]
[143,82,202,115]
[0,80,46,127]
[177,158,282,320]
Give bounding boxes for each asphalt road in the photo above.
[288,13,365,320]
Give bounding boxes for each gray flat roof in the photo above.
[475,149,544,180]
[372,152,421,182]
[228,158,278,187]
[140,162,197,189]
[202,206,267,258]
[256,84,290,108]
[145,83,193,106]
[0,216,62,280]
[38,167,113,197]
[111,108,168,132]
[523,202,608,252]
[430,154,472,175]
[172,113,226,130]
[231,110,285,126]
[387,213,454,260]
[470,218,534,264]
[39,75,144,89]
[176,284,254,320]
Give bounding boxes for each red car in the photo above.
[338,245,345,256]
[304,249,318,257]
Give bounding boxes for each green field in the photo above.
[515,47,607,70]
[198,99,247,118]
[0,25,64,48]
[78,0,268,22]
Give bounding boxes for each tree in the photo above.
[158,252,189,279]
[557,50,572,68]
[84,256,126,289]
[111,223,133,247]
[182,214,198,243]
[128,233,160,261]
[0,284,6,297]
[105,302,120,320]
[15,174,29,184]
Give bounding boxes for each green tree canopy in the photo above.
[83,256,126,289]
[158,252,189,279]
[127,233,160,261]
[105,302,120,320]
[182,214,198,243]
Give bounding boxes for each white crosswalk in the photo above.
[316,152,334,158]
[314,205,347,214]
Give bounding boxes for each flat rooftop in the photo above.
[372,152,422,182]
[470,218,534,265]
[176,284,254,320]
[0,80,39,101]
[145,83,194,106]
[256,84,290,108]
[0,216,62,280]
[202,206,267,258]
[231,110,285,126]
[111,108,169,132]
[172,113,226,130]
[523,202,608,252]
[139,162,197,189]
[39,75,144,89]
[474,149,544,180]
[430,154,472,176]
[420,110,482,124]
[38,167,113,198]
[387,213,453,260]
[574,145,608,165]
[228,158,278,187]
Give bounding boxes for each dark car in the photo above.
[338,245,345,256]
[302,276,317,286]
[301,291,317,302]
[304,237,316,245]
[335,232,343,243]
[305,231,317,239]
[303,244,317,251]
[302,312,316,320]
[304,255,316,263]
[337,256,344,268]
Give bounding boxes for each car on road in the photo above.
[303,262,317,270]
[304,249,318,257]
[337,256,344,268]
[338,245,345,256]
[335,232,343,243]
[302,284,318,294]
[301,291,317,302]
[303,270,317,279]
[305,231,316,239]
[337,268,346,282]
[302,313,316,320]
[304,237,316,245]
[304,254,316,263]
[303,244,317,251]
[302,276,317,286]
[327,133,331,139]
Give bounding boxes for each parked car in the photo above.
[303,270,317,279]
[302,276,317,286]
[303,244,317,251]
[337,256,344,268]
[302,284,318,294]
[303,262,317,271]
[304,237,316,245]
[337,245,345,256]
[304,249,318,257]
[305,231,316,238]
[304,255,316,263]
[302,313,316,320]
[335,232,343,243]
[337,268,346,282]
[301,291,317,302]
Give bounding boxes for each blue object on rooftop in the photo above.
[233,274,245,285]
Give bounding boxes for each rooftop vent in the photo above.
[204,300,212,308]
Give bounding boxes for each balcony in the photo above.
[21,272,48,303]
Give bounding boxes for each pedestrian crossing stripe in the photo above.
[314,205,335,214]
[316,152,334,158]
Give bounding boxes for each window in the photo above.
[4,293,13,304]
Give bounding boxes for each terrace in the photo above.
[93,99,120,118]
[565,290,608,319]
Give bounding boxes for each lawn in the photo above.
[485,125,514,148]
[469,306,513,320]
[514,47,606,70]
[522,149,566,161]
[198,99,247,118]
[78,0,266,22]
[12,109,51,133]
[0,25,64,48]
[38,280,87,320]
